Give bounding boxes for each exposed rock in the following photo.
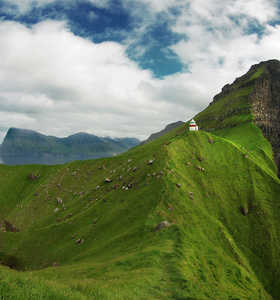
[148,159,154,165]
[176,183,181,188]
[241,206,249,216]
[75,238,84,244]
[56,197,63,204]
[4,220,19,232]
[197,154,204,162]
[52,262,59,267]
[154,221,171,231]
[27,173,40,180]
[104,178,112,183]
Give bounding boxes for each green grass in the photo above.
[0,66,279,299]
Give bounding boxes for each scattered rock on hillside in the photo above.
[196,166,205,172]
[197,154,204,162]
[154,221,171,231]
[52,262,59,267]
[176,183,181,188]
[104,178,112,183]
[76,238,84,244]
[28,173,40,180]
[241,206,249,216]
[4,220,19,232]
[148,159,154,165]
[56,197,63,204]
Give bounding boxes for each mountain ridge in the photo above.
[142,121,184,144]
[1,127,140,165]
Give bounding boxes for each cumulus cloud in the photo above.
[169,0,280,84]
[0,20,192,142]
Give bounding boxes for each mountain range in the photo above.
[0,59,280,299]
[0,128,140,165]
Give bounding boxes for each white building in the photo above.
[189,119,199,131]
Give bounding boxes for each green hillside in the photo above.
[0,63,280,299]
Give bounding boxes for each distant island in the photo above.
[0,128,140,165]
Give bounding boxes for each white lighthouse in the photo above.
[189,119,199,131]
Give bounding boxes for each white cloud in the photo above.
[0,20,191,142]
[167,0,280,99]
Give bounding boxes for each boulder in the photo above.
[56,197,63,204]
[4,220,19,232]
[154,221,171,231]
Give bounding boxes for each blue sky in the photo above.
[0,0,279,141]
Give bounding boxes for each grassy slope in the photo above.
[0,66,280,299]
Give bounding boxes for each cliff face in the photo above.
[1,128,140,165]
[196,59,280,176]
[249,60,280,174]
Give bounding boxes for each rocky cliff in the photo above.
[196,59,280,176]
[249,60,280,175]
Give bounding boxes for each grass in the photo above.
[0,65,279,299]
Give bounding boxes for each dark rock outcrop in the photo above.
[249,60,280,175]
[3,220,19,232]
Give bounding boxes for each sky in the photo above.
[0,0,280,141]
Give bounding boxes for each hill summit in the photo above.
[0,60,280,299]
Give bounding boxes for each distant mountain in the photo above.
[1,128,140,165]
[142,121,185,144]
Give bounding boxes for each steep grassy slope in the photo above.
[0,118,280,299]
